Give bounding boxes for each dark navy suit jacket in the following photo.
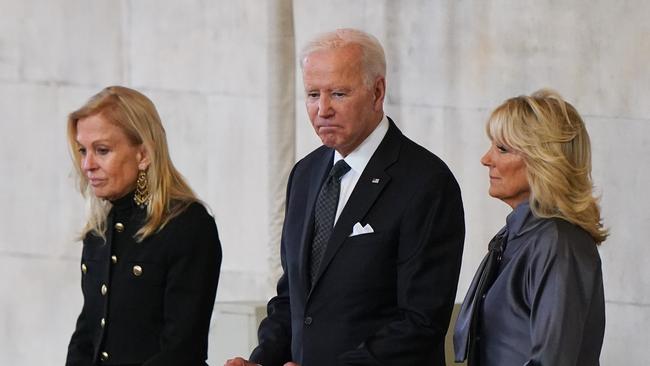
[250,119,465,366]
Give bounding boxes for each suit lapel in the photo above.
[308,119,403,296]
[299,149,334,293]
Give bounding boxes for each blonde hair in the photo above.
[67,86,198,242]
[299,28,386,88]
[486,89,608,244]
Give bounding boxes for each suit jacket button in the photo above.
[111,255,118,264]
[81,263,87,274]
[133,265,143,276]
[101,284,108,296]
[114,222,125,232]
[304,316,313,325]
[100,351,109,361]
[100,317,106,328]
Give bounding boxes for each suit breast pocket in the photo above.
[345,232,386,246]
[337,231,397,290]
[342,232,395,270]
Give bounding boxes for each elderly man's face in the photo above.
[302,45,385,157]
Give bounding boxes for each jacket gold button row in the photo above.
[81,263,87,274]
[114,222,124,232]
[100,351,109,361]
[96,270,142,296]
[133,265,143,276]
[100,317,105,328]
[111,255,118,264]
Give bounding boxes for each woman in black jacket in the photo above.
[454,89,607,366]
[66,86,222,366]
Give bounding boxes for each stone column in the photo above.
[267,0,295,283]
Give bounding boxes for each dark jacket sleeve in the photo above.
[143,204,222,366]
[525,224,605,366]
[249,166,297,366]
[66,269,94,366]
[338,170,466,366]
[249,255,292,366]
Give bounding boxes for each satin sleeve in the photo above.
[525,223,605,366]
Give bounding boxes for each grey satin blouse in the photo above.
[456,202,605,366]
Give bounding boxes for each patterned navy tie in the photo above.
[310,159,351,285]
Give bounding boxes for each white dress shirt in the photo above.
[332,115,389,224]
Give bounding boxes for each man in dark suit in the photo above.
[226,28,464,366]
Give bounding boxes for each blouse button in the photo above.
[100,317,106,328]
[114,222,125,232]
[133,265,143,277]
[101,284,108,296]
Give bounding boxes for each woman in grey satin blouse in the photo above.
[454,89,607,366]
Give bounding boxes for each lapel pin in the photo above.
[371,178,380,184]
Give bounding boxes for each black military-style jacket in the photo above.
[66,193,222,366]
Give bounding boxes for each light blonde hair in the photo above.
[486,89,608,244]
[299,28,386,88]
[67,86,198,242]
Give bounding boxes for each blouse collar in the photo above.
[505,201,533,241]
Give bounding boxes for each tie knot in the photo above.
[488,232,507,253]
[330,159,351,180]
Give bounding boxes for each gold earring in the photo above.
[133,170,150,207]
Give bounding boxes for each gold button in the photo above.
[101,284,108,296]
[100,351,109,361]
[111,255,117,264]
[114,222,124,232]
[133,265,143,277]
[81,263,87,274]
[100,318,105,327]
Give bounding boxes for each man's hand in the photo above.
[224,357,259,366]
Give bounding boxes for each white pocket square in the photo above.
[350,222,374,237]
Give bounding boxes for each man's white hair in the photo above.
[300,28,386,87]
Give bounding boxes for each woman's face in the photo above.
[75,114,148,201]
[481,141,530,208]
